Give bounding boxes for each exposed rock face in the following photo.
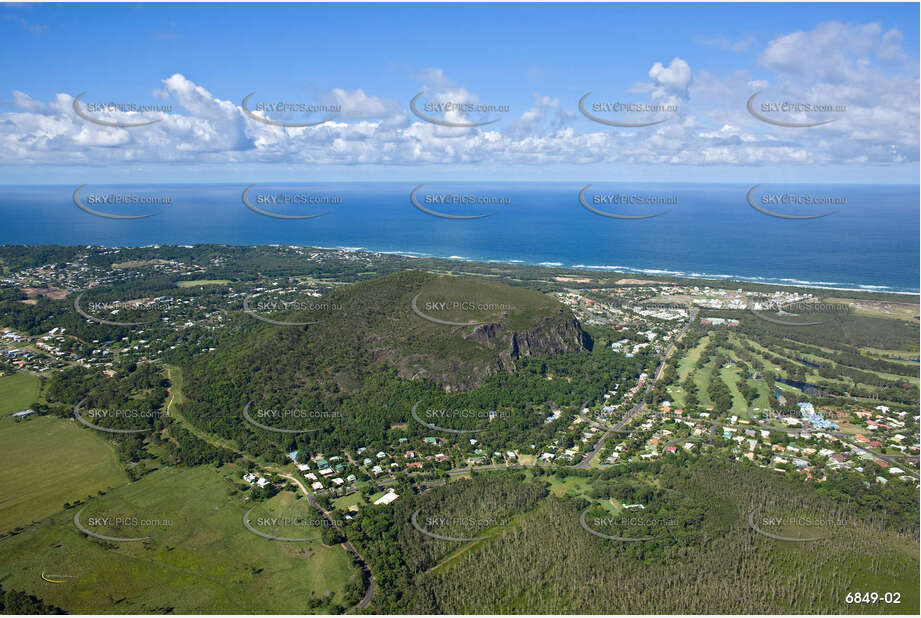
[506,314,592,359]
[391,308,592,391]
[466,311,591,364]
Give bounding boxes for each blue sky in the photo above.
[1,2,918,184]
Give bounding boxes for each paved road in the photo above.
[282,474,375,610]
[664,434,706,449]
[576,308,699,469]
[654,308,699,382]
[660,406,921,480]
[829,434,920,479]
[575,403,646,469]
[743,408,919,478]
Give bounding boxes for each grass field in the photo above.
[726,340,774,418]
[677,336,709,382]
[744,374,773,411]
[163,365,254,464]
[0,414,128,533]
[415,275,561,331]
[692,360,715,410]
[741,334,920,391]
[331,492,365,511]
[0,465,361,614]
[367,490,389,504]
[861,346,919,363]
[112,259,172,269]
[668,336,709,407]
[0,372,41,414]
[543,474,595,499]
[164,365,186,417]
[243,490,330,541]
[176,280,231,288]
[718,364,750,418]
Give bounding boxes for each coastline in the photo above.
[5,241,918,297]
[352,246,921,296]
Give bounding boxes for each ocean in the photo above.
[1,183,918,293]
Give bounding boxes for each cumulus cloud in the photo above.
[749,21,918,163]
[319,88,402,120]
[414,68,454,90]
[12,90,46,112]
[759,21,906,82]
[0,22,916,172]
[509,95,574,138]
[649,58,693,100]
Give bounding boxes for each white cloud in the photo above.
[509,95,573,138]
[12,90,46,112]
[648,58,693,100]
[319,88,403,121]
[0,22,916,173]
[759,21,907,83]
[414,68,454,90]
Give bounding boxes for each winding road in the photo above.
[281,474,375,611]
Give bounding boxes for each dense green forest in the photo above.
[345,461,919,614]
[177,271,645,462]
[0,583,65,615]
